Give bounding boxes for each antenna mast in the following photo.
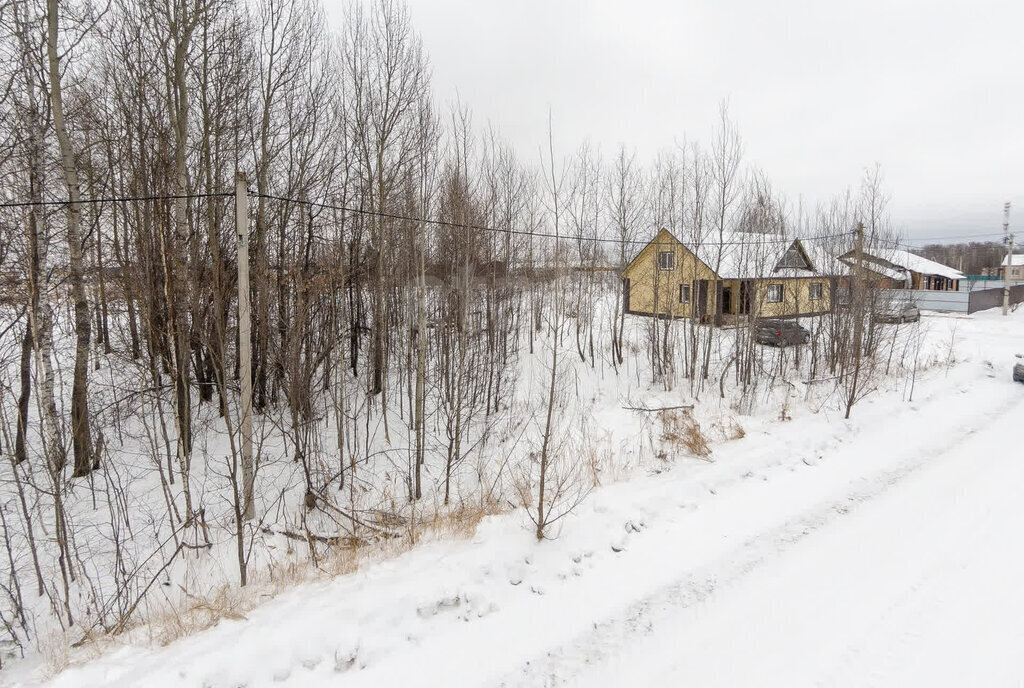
[1003,201,1013,316]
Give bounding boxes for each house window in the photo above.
[679,284,690,303]
[766,284,783,303]
[658,251,675,271]
[809,282,823,301]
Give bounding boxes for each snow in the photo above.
[881,249,965,281]
[692,232,840,280]
[12,307,1024,688]
[860,261,910,283]
[569,364,1024,687]
[798,238,851,276]
[1000,253,1024,267]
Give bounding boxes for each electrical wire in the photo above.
[249,190,853,248]
[0,191,233,210]
[7,187,999,252]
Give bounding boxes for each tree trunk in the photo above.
[14,321,32,464]
[46,0,93,476]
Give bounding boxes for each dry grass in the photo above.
[659,409,712,459]
[39,629,71,676]
[720,415,745,438]
[130,505,463,662]
[414,500,502,542]
[728,419,746,439]
[708,415,746,442]
[583,440,620,488]
[149,585,250,647]
[124,501,501,655]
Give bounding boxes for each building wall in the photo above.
[622,230,718,318]
[912,272,959,291]
[749,277,832,318]
[1001,265,1024,281]
[622,230,833,320]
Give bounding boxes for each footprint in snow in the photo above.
[333,648,359,673]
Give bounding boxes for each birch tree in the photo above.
[46,0,94,475]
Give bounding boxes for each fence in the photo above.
[959,279,1009,292]
[966,285,1024,314]
[881,285,1024,314]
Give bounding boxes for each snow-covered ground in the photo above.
[12,308,1024,688]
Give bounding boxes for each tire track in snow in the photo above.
[497,389,1024,688]
[812,410,1024,688]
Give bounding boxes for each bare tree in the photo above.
[45,0,94,475]
[606,144,646,367]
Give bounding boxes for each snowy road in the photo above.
[566,392,1024,688]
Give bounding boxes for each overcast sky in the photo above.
[328,0,1023,244]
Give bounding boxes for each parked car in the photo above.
[875,303,920,324]
[1014,362,1024,383]
[754,319,810,347]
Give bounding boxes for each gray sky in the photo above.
[329,0,1024,244]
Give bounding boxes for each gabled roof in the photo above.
[839,248,964,281]
[885,249,965,280]
[800,239,852,277]
[875,249,964,280]
[693,231,777,279]
[695,233,848,279]
[626,229,842,280]
[622,228,706,275]
[1001,253,1024,267]
[858,261,910,283]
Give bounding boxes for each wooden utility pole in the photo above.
[845,222,866,420]
[236,173,255,520]
[1003,202,1013,317]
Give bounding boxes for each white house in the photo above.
[1001,254,1024,281]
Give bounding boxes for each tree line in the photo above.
[0,0,916,667]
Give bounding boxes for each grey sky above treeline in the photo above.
[326,0,1023,244]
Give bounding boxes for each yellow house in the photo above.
[621,228,840,323]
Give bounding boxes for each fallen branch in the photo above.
[261,527,369,548]
[623,404,694,413]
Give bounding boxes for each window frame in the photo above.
[808,282,823,301]
[766,283,784,303]
[679,283,691,303]
[658,251,675,271]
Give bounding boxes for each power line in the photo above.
[904,231,1006,243]
[0,186,896,250]
[0,191,233,210]
[251,190,852,248]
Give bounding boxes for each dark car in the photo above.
[754,319,810,347]
[874,303,920,324]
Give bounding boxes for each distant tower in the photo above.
[1003,201,1013,315]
